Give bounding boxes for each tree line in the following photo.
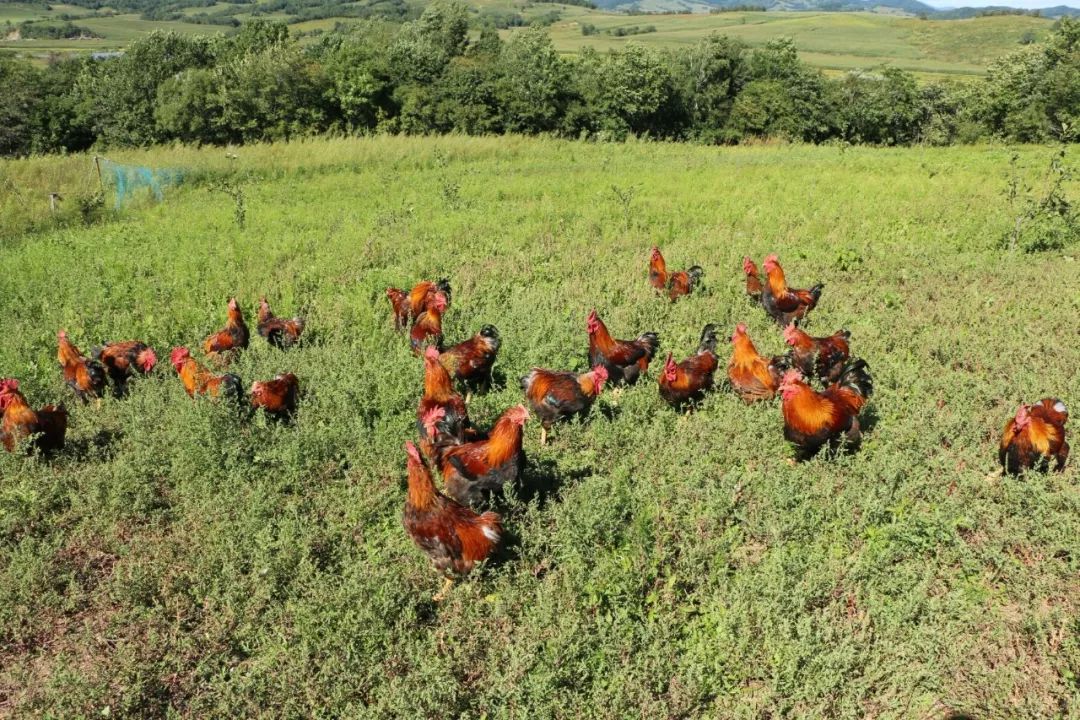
[1,7,1078,157]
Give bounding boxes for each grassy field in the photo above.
[541,10,1053,77]
[1,136,1079,718]
[0,0,1055,80]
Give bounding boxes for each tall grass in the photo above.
[0,135,1077,718]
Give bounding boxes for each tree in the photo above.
[587,43,681,140]
[77,31,215,147]
[0,57,41,157]
[673,34,748,143]
[497,28,570,134]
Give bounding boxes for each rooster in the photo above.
[783,324,851,385]
[251,373,299,421]
[0,378,67,454]
[402,440,502,601]
[202,297,249,364]
[521,365,608,445]
[438,325,501,400]
[425,404,528,506]
[779,361,874,460]
[586,310,659,386]
[170,347,244,405]
[648,247,668,293]
[1000,399,1069,474]
[257,297,305,350]
[57,330,106,402]
[761,254,823,326]
[727,323,789,403]
[386,287,411,331]
[417,346,474,459]
[92,341,156,398]
[667,266,704,302]
[410,291,447,356]
[743,257,763,302]
[659,324,721,409]
[409,279,452,319]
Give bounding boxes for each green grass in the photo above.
[1,135,1078,717]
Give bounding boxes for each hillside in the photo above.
[1,136,1078,717]
[0,0,1060,81]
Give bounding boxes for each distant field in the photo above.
[0,0,1055,80]
[539,11,1052,77]
[0,135,1078,717]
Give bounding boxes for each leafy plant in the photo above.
[1000,148,1076,253]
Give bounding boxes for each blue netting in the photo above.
[98,158,185,208]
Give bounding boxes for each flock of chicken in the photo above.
[0,250,1070,601]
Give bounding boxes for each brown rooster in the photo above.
[202,297,249,364]
[410,291,447,356]
[425,404,528,506]
[1000,399,1069,474]
[417,346,474,459]
[743,256,763,302]
[438,325,501,400]
[783,323,851,385]
[170,347,244,405]
[386,287,411,331]
[409,279,452,319]
[727,323,789,403]
[761,254,823,326]
[251,373,299,420]
[402,440,502,601]
[57,330,106,402]
[648,247,668,293]
[586,310,659,386]
[667,266,704,302]
[521,365,608,445]
[92,341,156,398]
[779,361,873,460]
[659,324,720,409]
[0,378,67,454]
[257,297,305,350]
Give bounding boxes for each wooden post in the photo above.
[93,155,104,194]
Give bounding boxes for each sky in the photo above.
[921,0,1076,6]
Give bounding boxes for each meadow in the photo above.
[0,135,1078,718]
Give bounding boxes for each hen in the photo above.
[57,330,106,402]
[586,310,659,386]
[402,440,502,601]
[667,266,704,302]
[257,297,305,350]
[726,323,789,403]
[1000,399,1069,474]
[409,279,452,319]
[92,341,157,398]
[783,324,851,385]
[761,254,824,326]
[521,365,608,445]
[251,372,299,420]
[659,324,721,409]
[648,247,668,293]
[779,361,874,460]
[410,291,447,356]
[743,256,763,302]
[202,297,249,364]
[386,287,411,331]
[438,325,501,399]
[0,378,67,454]
[426,404,528,506]
[170,347,244,405]
[417,346,474,459]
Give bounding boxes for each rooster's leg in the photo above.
[540,426,548,446]
[464,391,472,405]
[433,577,455,602]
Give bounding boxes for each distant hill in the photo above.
[599,0,1080,16]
